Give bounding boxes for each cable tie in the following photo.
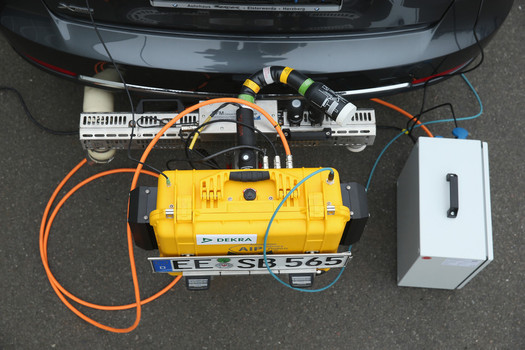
[262,66,274,85]
[280,67,294,84]
[243,79,261,94]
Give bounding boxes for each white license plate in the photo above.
[150,0,341,12]
[149,252,351,276]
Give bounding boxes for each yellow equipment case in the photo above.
[149,168,349,257]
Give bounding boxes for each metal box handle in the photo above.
[446,173,459,218]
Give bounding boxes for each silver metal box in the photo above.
[397,137,493,289]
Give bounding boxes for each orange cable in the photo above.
[39,98,291,333]
[370,98,434,137]
[41,168,181,309]
[94,61,102,74]
[40,98,285,333]
[40,163,181,332]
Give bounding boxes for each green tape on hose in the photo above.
[298,78,314,96]
[238,94,255,103]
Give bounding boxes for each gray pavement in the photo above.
[1,2,524,349]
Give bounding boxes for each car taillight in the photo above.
[24,54,77,77]
[411,62,469,85]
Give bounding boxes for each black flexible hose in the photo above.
[238,66,356,126]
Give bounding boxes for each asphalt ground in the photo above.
[0,2,524,349]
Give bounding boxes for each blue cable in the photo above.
[365,131,405,192]
[263,168,352,292]
[420,74,483,126]
[365,74,483,192]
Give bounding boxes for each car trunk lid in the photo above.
[43,0,453,34]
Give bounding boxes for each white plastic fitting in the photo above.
[83,69,119,113]
[83,69,118,163]
[335,102,357,126]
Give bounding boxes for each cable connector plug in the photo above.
[286,155,293,169]
[274,155,281,169]
[262,155,269,169]
[326,170,335,185]
[452,127,469,139]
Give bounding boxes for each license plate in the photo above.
[149,252,351,276]
[150,0,341,12]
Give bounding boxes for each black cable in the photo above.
[0,87,78,135]
[421,103,458,127]
[421,1,485,102]
[455,0,485,76]
[176,124,220,169]
[377,125,416,144]
[209,102,242,118]
[146,103,248,169]
[183,119,275,169]
[411,52,481,132]
[85,0,168,181]
[85,0,133,116]
[407,0,485,136]
[377,125,405,132]
[405,101,459,134]
[166,151,220,170]
[135,116,172,128]
[190,149,221,169]
[186,118,278,156]
[199,145,265,163]
[166,147,221,170]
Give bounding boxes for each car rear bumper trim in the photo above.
[78,74,410,99]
